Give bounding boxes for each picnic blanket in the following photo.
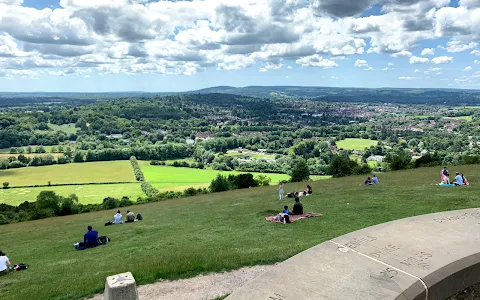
[266,212,323,224]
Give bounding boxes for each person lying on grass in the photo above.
[291,197,304,215]
[0,250,11,276]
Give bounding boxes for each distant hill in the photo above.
[185,86,480,105]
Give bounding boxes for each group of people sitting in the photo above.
[365,175,379,185]
[441,167,469,186]
[275,197,304,224]
[106,210,142,226]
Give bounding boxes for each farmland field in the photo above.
[0,161,135,187]
[337,138,378,151]
[140,161,328,189]
[0,165,478,300]
[0,183,143,206]
[451,116,473,122]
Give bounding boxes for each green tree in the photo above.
[2,182,9,189]
[389,151,412,171]
[290,159,310,182]
[209,174,231,192]
[329,154,354,177]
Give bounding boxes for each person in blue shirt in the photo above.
[83,225,99,248]
[372,175,379,184]
[454,172,464,186]
[283,206,290,215]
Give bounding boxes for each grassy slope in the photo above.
[0,183,143,205]
[0,161,135,187]
[0,165,478,300]
[337,138,378,151]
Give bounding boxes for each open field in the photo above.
[451,116,473,122]
[337,138,378,151]
[0,161,135,187]
[0,183,143,206]
[140,161,328,189]
[0,165,478,300]
[48,123,79,134]
[349,154,381,168]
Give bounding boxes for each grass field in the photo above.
[451,116,473,122]
[337,138,378,151]
[0,183,143,206]
[349,154,380,168]
[140,161,328,189]
[0,165,478,300]
[0,161,135,187]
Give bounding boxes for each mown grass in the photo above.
[0,165,478,300]
[451,116,473,122]
[337,138,378,151]
[140,162,328,189]
[0,161,135,187]
[0,183,143,205]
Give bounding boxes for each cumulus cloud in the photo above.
[354,59,369,67]
[421,48,435,56]
[475,60,479,64]
[399,76,416,80]
[409,56,429,64]
[464,66,473,71]
[388,62,394,66]
[0,0,475,80]
[296,54,338,68]
[390,50,412,58]
[414,69,421,73]
[432,56,454,64]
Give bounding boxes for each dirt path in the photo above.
[90,264,275,300]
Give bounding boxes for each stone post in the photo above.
[104,272,139,300]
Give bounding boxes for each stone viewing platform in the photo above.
[226,208,480,300]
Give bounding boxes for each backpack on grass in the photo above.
[11,263,28,271]
[98,236,110,245]
[136,214,143,221]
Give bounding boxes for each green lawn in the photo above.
[0,183,143,206]
[140,162,327,189]
[452,116,473,122]
[0,161,135,187]
[337,138,378,151]
[48,123,79,134]
[0,165,478,300]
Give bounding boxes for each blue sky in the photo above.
[0,0,479,92]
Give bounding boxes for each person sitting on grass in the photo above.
[126,210,136,223]
[113,210,123,224]
[84,225,99,248]
[372,175,379,185]
[462,173,469,186]
[365,177,373,185]
[305,185,313,196]
[441,167,450,184]
[283,205,290,215]
[454,172,464,186]
[0,250,11,276]
[291,197,304,215]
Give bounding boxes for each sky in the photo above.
[0,0,480,92]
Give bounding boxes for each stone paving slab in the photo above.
[227,208,480,300]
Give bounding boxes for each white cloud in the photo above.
[382,67,388,71]
[409,56,429,64]
[364,67,373,71]
[388,62,394,66]
[354,59,369,67]
[399,77,416,80]
[464,66,473,71]
[414,69,421,73]
[472,50,480,56]
[287,66,293,69]
[475,60,479,64]
[84,75,90,78]
[296,54,338,68]
[442,40,478,53]
[259,68,267,72]
[331,76,339,80]
[432,56,454,64]
[391,50,412,58]
[421,48,435,56]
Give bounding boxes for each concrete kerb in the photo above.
[226,208,480,300]
[104,272,139,300]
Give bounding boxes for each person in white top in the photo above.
[0,250,11,275]
[113,210,123,224]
